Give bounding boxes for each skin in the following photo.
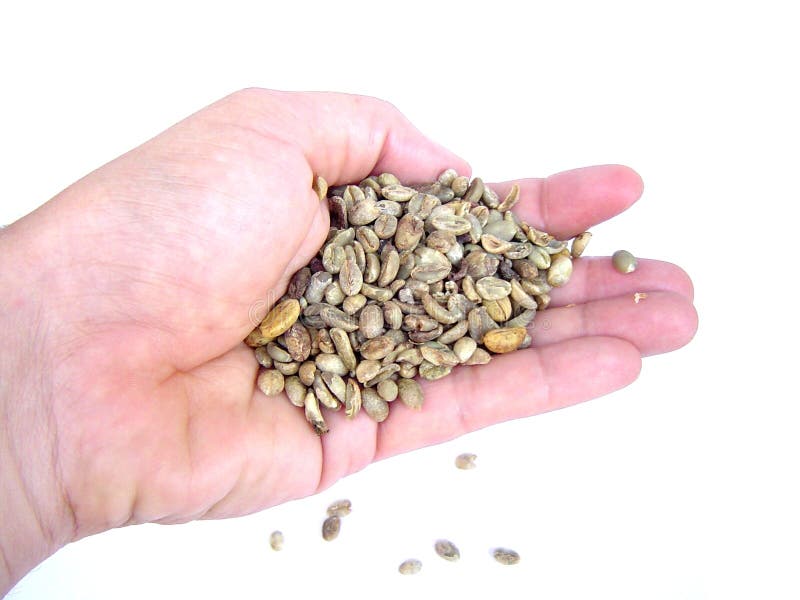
[0,88,697,595]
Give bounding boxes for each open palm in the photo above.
[3,89,696,548]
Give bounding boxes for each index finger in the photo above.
[488,164,644,239]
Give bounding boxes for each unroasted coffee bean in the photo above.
[483,219,517,241]
[257,369,284,396]
[571,231,592,258]
[320,305,359,332]
[455,453,477,469]
[421,292,459,324]
[312,175,328,201]
[475,276,512,301]
[360,283,394,302]
[344,377,362,419]
[254,346,272,368]
[420,344,459,367]
[377,247,401,288]
[463,347,492,365]
[509,279,538,310]
[464,177,484,204]
[322,516,341,541]
[377,379,399,402]
[323,243,345,274]
[382,300,403,330]
[255,299,301,343]
[269,530,284,551]
[315,353,348,376]
[266,341,291,363]
[298,361,316,386]
[434,539,460,561]
[438,319,469,345]
[290,266,313,299]
[313,373,340,410]
[284,321,312,362]
[362,388,389,422]
[377,172,400,187]
[326,499,352,518]
[359,304,385,339]
[492,548,520,565]
[321,371,347,403]
[273,360,299,376]
[496,183,520,212]
[453,337,477,363]
[329,327,357,372]
[468,307,498,343]
[342,293,367,315]
[536,293,551,310]
[356,359,382,384]
[360,335,396,360]
[373,214,398,239]
[612,249,638,273]
[398,559,422,575]
[484,297,513,322]
[284,376,306,408]
[395,214,424,251]
[397,379,423,410]
[366,363,400,387]
[504,309,537,329]
[451,175,469,196]
[304,391,328,435]
[381,184,417,202]
[482,327,527,353]
[547,254,573,287]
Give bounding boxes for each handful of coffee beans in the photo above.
[246,169,591,434]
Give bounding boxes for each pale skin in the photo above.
[0,88,697,595]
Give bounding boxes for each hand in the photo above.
[0,88,697,593]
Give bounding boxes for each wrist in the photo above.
[0,225,76,595]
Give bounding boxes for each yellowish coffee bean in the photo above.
[258,299,301,341]
[482,327,527,354]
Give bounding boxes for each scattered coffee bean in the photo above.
[612,249,638,273]
[455,453,477,470]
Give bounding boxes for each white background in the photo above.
[2,1,798,599]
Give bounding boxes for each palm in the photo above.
[27,90,695,539]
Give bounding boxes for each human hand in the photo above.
[0,88,697,593]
